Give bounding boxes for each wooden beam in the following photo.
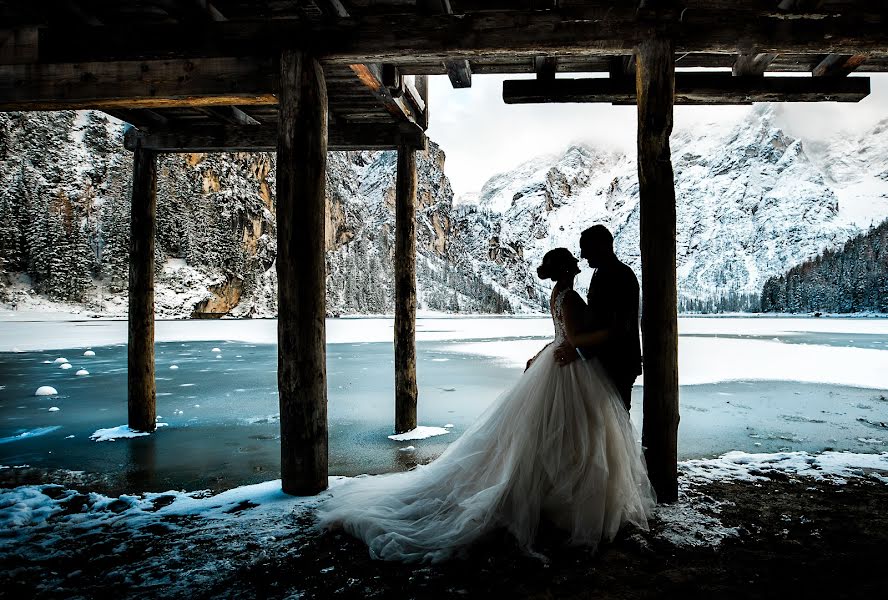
[349,63,423,124]
[444,59,472,88]
[502,72,871,104]
[128,138,157,434]
[394,143,418,435]
[123,122,427,153]
[636,37,679,504]
[277,49,328,497]
[812,53,868,77]
[732,53,777,76]
[21,8,888,66]
[0,57,277,111]
[195,105,261,126]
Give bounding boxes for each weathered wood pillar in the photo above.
[636,37,680,503]
[128,138,157,433]
[394,144,418,434]
[277,49,329,496]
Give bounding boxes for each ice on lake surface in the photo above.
[0,315,887,493]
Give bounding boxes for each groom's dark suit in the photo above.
[581,257,642,411]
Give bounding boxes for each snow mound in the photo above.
[398,446,416,452]
[211,347,221,353]
[34,386,58,396]
[59,363,72,370]
[75,369,89,376]
[48,407,59,412]
[53,357,68,364]
[169,365,179,370]
[387,426,451,441]
[83,350,95,357]
[90,422,169,442]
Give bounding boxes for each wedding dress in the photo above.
[315,288,656,563]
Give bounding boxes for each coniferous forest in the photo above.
[760,219,888,313]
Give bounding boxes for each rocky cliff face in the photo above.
[0,111,517,317]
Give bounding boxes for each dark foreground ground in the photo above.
[2,470,887,600]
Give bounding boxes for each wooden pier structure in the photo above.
[1,0,885,501]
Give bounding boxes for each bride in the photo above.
[315,248,655,563]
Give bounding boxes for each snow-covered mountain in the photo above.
[456,105,888,312]
[2,105,886,317]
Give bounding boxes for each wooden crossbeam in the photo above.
[812,53,868,77]
[122,122,427,153]
[445,59,472,88]
[502,73,871,105]
[349,63,424,124]
[13,8,887,66]
[0,57,277,111]
[195,105,261,126]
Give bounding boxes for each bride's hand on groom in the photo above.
[553,343,579,367]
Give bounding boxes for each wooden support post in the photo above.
[635,37,679,503]
[277,49,329,496]
[394,144,418,434]
[128,139,157,433]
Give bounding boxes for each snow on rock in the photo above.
[387,426,451,441]
[53,357,68,364]
[34,386,58,396]
[90,423,169,442]
[75,369,89,376]
[47,407,60,412]
[681,450,888,484]
[83,350,95,357]
[59,363,72,370]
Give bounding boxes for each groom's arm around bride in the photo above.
[553,225,642,412]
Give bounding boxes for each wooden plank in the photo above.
[445,59,472,88]
[20,8,888,67]
[394,144,418,434]
[502,72,871,104]
[0,57,277,111]
[103,109,170,132]
[128,138,157,434]
[123,121,427,152]
[636,37,679,504]
[732,52,777,76]
[277,50,329,496]
[812,53,868,77]
[534,56,557,80]
[0,27,38,64]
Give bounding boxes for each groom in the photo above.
[554,225,642,411]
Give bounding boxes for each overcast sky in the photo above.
[425,73,888,199]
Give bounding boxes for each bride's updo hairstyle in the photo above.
[536,248,581,281]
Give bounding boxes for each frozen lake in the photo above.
[1,315,887,493]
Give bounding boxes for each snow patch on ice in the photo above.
[388,426,451,441]
[47,407,59,412]
[59,363,72,370]
[53,357,68,364]
[34,386,58,396]
[90,423,169,442]
[75,369,89,376]
[83,350,95,357]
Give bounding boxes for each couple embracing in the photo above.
[316,225,655,563]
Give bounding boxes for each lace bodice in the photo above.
[551,288,570,345]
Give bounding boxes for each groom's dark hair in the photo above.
[581,224,614,248]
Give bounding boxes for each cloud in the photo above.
[426,73,888,198]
